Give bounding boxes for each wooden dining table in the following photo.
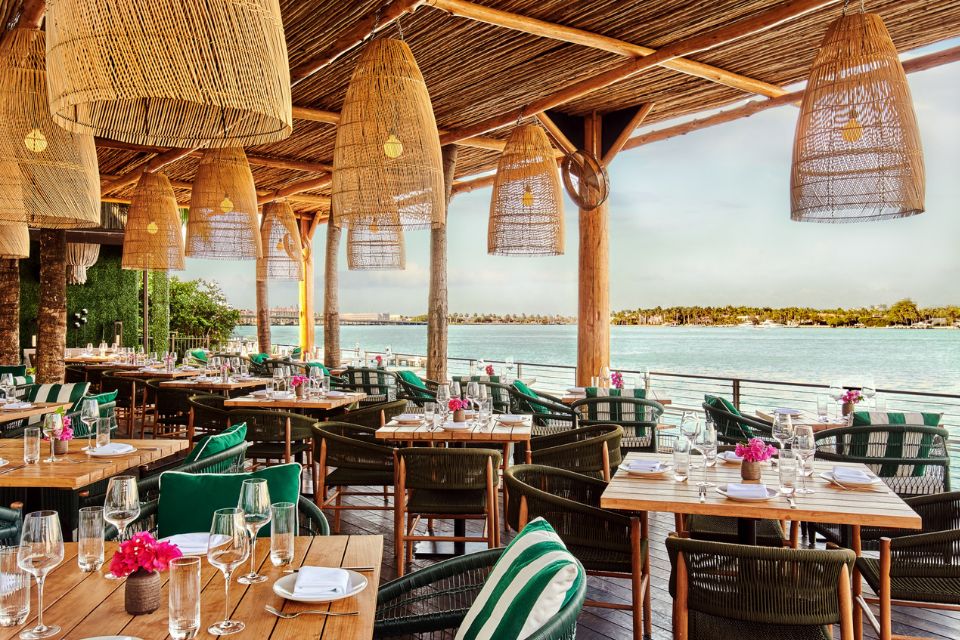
[113,368,202,379]
[755,408,848,431]
[224,392,366,411]
[159,376,270,396]
[0,401,71,425]
[0,535,382,640]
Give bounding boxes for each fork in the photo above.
[265,605,358,619]
[698,485,706,503]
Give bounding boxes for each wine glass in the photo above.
[862,378,877,409]
[0,373,14,400]
[207,508,250,636]
[80,398,99,452]
[41,414,62,463]
[771,412,794,459]
[449,381,461,400]
[465,381,480,410]
[794,425,817,495]
[103,476,140,578]
[17,511,64,639]
[505,356,515,382]
[236,479,271,585]
[679,412,700,466]
[828,381,844,417]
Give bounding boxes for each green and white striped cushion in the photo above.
[453,375,501,384]
[25,382,90,424]
[851,411,942,427]
[12,376,32,386]
[585,387,645,399]
[455,517,584,640]
[580,392,652,424]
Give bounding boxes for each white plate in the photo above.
[1,402,31,411]
[619,463,672,477]
[85,443,136,457]
[819,471,882,488]
[496,414,526,425]
[773,407,802,416]
[442,422,472,431]
[718,451,744,464]
[325,391,346,397]
[394,414,423,425]
[716,484,779,502]
[272,570,367,604]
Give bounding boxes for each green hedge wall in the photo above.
[19,244,140,349]
[149,271,170,352]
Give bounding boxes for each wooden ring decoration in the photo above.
[562,150,610,209]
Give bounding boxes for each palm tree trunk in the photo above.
[256,278,271,354]
[323,218,341,368]
[0,259,19,363]
[37,230,66,383]
[427,145,458,382]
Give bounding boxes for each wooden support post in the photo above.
[428,145,458,383]
[298,216,317,356]
[37,230,66,383]
[256,278,271,354]
[323,217,341,368]
[142,271,149,351]
[0,259,20,364]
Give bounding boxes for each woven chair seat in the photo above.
[566,538,646,574]
[248,441,311,460]
[326,467,394,488]
[686,515,787,547]
[857,557,960,605]
[687,611,830,640]
[407,489,487,515]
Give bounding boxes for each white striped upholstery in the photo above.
[25,382,90,424]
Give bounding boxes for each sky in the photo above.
[181,43,960,316]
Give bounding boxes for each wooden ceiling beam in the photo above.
[256,175,333,206]
[100,175,330,209]
[622,44,960,151]
[451,173,496,194]
[535,113,577,154]
[438,0,838,146]
[426,0,788,99]
[602,102,653,165]
[96,138,333,173]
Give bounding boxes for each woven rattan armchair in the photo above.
[101,372,141,436]
[394,447,501,576]
[187,393,229,441]
[514,424,623,481]
[0,503,21,545]
[374,547,585,639]
[572,396,663,453]
[312,422,395,534]
[394,371,438,406]
[509,384,578,434]
[504,465,650,639]
[64,365,86,385]
[855,491,960,639]
[144,379,191,439]
[480,381,516,414]
[667,535,857,640]
[337,399,407,429]
[338,367,399,405]
[227,409,315,467]
[702,396,775,445]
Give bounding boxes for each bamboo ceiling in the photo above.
[40,0,960,219]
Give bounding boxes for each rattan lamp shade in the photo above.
[256,201,302,281]
[186,148,262,260]
[488,125,564,256]
[122,172,185,271]
[332,38,444,231]
[790,12,924,223]
[66,242,99,284]
[0,28,99,228]
[45,0,292,148]
[347,222,406,270]
[0,224,28,259]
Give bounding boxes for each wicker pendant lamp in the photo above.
[0,28,99,228]
[790,10,924,223]
[347,220,406,270]
[122,172,185,271]
[187,148,262,260]
[0,224,28,259]
[488,124,565,256]
[332,37,444,231]
[45,0,292,148]
[65,242,100,284]
[256,201,302,281]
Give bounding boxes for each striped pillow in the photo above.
[456,518,584,640]
[26,382,90,424]
[851,411,942,427]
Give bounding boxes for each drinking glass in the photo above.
[85,343,93,355]
[96,417,111,449]
[816,395,829,421]
[699,425,718,468]
[449,381,461,399]
[679,412,700,468]
[169,556,201,640]
[778,450,798,497]
[40,414,62,463]
[79,398,99,452]
[465,382,480,409]
[237,479,271,584]
[673,438,690,482]
[0,373,14,400]
[424,402,437,431]
[862,378,877,409]
[17,511,64,639]
[0,547,29,627]
[828,381,844,417]
[77,506,104,572]
[436,385,450,413]
[23,428,40,465]
[478,397,492,429]
[771,412,794,458]
[269,502,296,567]
[794,425,816,495]
[104,476,140,544]
[505,356,515,382]
[207,508,250,636]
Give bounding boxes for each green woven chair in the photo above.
[394,371,438,406]
[247,354,272,377]
[667,536,857,640]
[480,380,516,414]
[855,491,960,639]
[0,503,22,545]
[338,367,399,405]
[374,547,585,639]
[187,393,229,440]
[395,447,501,576]
[514,424,623,481]
[64,365,86,385]
[508,382,578,434]
[64,400,118,439]
[572,396,663,454]
[101,372,141,436]
[144,379,192,439]
[227,409,315,467]
[336,399,407,429]
[504,465,650,639]
[702,395,775,445]
[312,422,395,534]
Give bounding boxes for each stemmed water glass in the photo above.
[794,425,816,495]
[237,479,271,585]
[0,373,14,400]
[828,381,844,417]
[41,414,62,463]
[505,356,515,382]
[862,378,877,409]
[450,381,462,400]
[207,508,250,636]
[771,412,794,461]
[465,381,480,410]
[679,412,700,468]
[17,511,64,639]
[103,476,140,579]
[80,398,99,452]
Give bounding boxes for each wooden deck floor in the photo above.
[330,489,960,640]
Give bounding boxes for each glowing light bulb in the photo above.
[841,110,863,143]
[383,134,403,159]
[146,221,158,235]
[24,128,46,153]
[521,185,534,208]
[276,240,284,251]
[219,196,234,213]
[369,221,379,234]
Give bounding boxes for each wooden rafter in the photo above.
[602,102,653,165]
[535,113,577,154]
[99,174,330,209]
[95,139,333,174]
[425,0,788,98]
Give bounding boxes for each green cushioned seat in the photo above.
[84,390,118,405]
[407,489,488,515]
[857,557,960,606]
[249,353,269,365]
[851,411,942,427]
[705,394,740,416]
[325,467,394,488]
[189,349,208,364]
[184,423,247,463]
[0,365,26,377]
[25,382,90,424]
[512,380,547,414]
[157,462,301,538]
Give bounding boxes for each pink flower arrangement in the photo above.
[610,371,624,389]
[108,531,182,578]
[841,389,862,404]
[735,437,778,463]
[448,398,469,412]
[290,374,309,388]
[375,355,383,366]
[485,364,495,376]
[44,416,73,442]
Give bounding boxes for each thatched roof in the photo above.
[12,0,960,218]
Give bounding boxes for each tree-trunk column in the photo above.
[577,113,610,386]
[37,230,67,383]
[428,145,458,383]
[298,216,316,357]
[0,259,20,364]
[255,278,271,354]
[323,215,341,368]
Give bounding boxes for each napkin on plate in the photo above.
[725,483,769,499]
[293,567,350,597]
[721,451,744,462]
[159,532,210,555]
[89,443,135,456]
[628,460,663,472]
[1,402,31,410]
[325,391,345,397]
[832,467,873,483]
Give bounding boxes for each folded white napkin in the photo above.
[497,415,524,424]
[293,567,350,597]
[721,451,744,462]
[833,467,872,483]
[2,402,31,410]
[89,442,135,455]
[725,483,769,499]
[567,387,585,394]
[628,460,663,472]
[325,391,345,397]
[159,532,210,555]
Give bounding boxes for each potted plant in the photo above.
[109,532,182,615]
[45,412,73,455]
[840,389,862,417]
[290,374,309,398]
[485,364,496,377]
[449,398,468,423]
[610,371,624,390]
[735,437,778,481]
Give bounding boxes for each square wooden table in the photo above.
[376,415,533,452]
[160,377,270,396]
[224,392,366,411]
[114,368,201,379]
[0,535,382,640]
[63,355,117,364]
[0,401,72,425]
[755,409,847,431]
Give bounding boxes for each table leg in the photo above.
[737,518,757,545]
[851,524,863,640]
